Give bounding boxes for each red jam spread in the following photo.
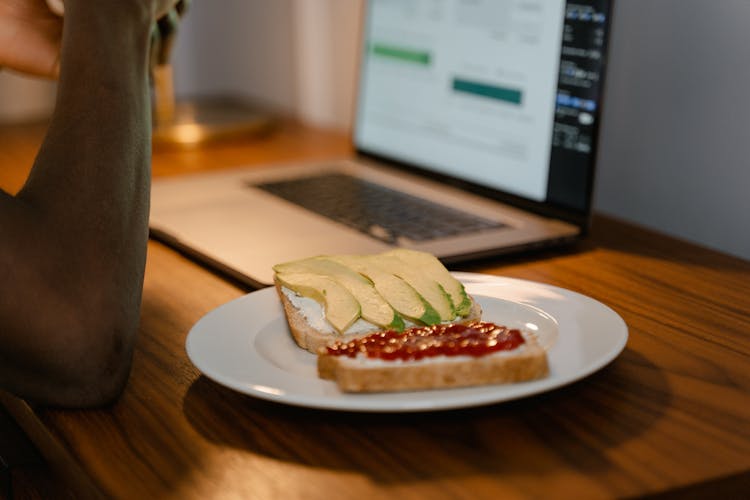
[326,321,525,361]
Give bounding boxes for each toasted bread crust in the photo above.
[318,336,549,393]
[275,278,482,355]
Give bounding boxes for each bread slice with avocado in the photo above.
[273,251,482,354]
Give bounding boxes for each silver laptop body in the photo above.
[150,0,613,287]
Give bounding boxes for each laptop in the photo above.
[150,0,613,288]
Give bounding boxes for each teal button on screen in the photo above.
[452,78,523,105]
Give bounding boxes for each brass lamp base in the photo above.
[152,97,275,148]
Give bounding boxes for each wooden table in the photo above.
[1,121,749,499]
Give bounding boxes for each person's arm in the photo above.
[0,1,168,407]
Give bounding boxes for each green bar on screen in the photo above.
[371,44,431,65]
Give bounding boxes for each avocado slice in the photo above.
[275,272,360,334]
[384,249,472,316]
[371,254,456,321]
[274,257,404,331]
[330,255,442,325]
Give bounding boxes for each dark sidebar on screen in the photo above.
[546,0,612,213]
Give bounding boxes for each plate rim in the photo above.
[185,272,629,412]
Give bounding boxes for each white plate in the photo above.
[186,273,628,412]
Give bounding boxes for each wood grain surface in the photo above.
[1,121,749,499]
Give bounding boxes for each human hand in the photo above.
[0,0,187,79]
[0,0,63,78]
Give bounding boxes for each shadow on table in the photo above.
[182,348,670,484]
[455,214,750,278]
[585,215,749,271]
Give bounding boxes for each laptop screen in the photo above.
[354,0,612,215]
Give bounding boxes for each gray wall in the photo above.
[170,0,361,128]
[595,0,750,260]
[171,0,297,113]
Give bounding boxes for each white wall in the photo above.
[291,0,363,128]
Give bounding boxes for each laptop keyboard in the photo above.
[253,172,506,244]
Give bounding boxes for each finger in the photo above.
[45,0,65,16]
[155,9,180,65]
[149,24,161,79]
[175,0,191,17]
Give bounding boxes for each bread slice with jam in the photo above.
[317,321,549,393]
